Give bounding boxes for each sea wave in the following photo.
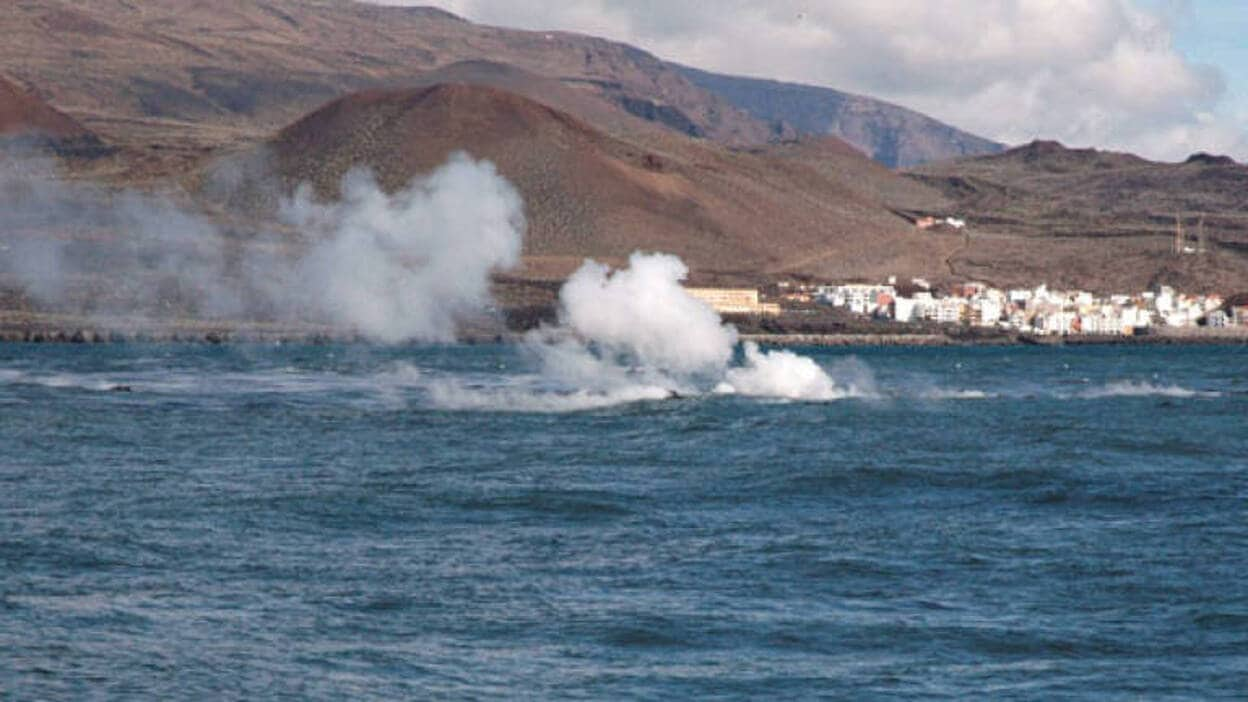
[423,376,674,413]
[914,388,994,400]
[0,361,431,399]
[3,360,1222,413]
[1076,381,1220,399]
[0,369,129,392]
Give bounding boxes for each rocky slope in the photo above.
[1,0,1244,297]
[904,141,1248,293]
[0,75,108,156]
[0,0,772,153]
[0,0,1000,169]
[271,83,959,284]
[678,65,1005,168]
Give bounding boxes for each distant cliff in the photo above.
[676,65,1004,168]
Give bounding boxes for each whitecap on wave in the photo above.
[0,369,130,392]
[424,376,674,413]
[1075,381,1220,399]
[914,388,995,400]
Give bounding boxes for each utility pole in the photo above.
[1197,214,1207,255]
[1174,214,1183,254]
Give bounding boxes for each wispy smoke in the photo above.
[0,150,525,342]
[282,155,524,342]
[0,154,243,319]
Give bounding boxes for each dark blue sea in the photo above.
[2,343,1245,699]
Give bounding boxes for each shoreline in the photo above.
[1,314,1245,347]
[741,331,1248,347]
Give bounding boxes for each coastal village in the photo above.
[687,280,1248,337]
[684,210,1246,338]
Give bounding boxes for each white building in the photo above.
[934,298,967,324]
[894,297,919,323]
[1120,307,1152,329]
[820,284,896,316]
[1080,312,1123,335]
[974,297,1003,327]
[1155,286,1175,314]
[1035,311,1078,335]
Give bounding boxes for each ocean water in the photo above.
[1,342,1245,699]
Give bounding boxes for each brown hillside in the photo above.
[5,0,1235,296]
[0,0,773,156]
[272,83,958,283]
[0,76,87,137]
[0,75,107,156]
[390,60,673,142]
[901,140,1248,293]
[763,136,952,215]
[1,0,1005,173]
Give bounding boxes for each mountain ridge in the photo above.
[269,82,959,284]
[0,0,997,168]
[0,1,1244,297]
[676,64,1005,168]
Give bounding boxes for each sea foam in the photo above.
[1077,381,1220,399]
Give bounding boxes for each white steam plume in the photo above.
[0,154,242,319]
[719,343,858,400]
[281,154,524,342]
[557,253,737,376]
[0,150,524,342]
[548,251,864,401]
[428,250,872,410]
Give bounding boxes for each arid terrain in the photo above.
[268,82,954,284]
[0,0,1245,334]
[907,141,1248,293]
[0,0,771,162]
[0,75,109,157]
[677,65,1004,168]
[0,0,1003,167]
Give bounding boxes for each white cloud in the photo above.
[409,0,1246,161]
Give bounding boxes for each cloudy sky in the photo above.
[407,0,1247,162]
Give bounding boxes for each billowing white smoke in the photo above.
[4,146,863,406]
[281,154,524,342]
[490,251,869,405]
[0,150,524,343]
[557,253,737,376]
[719,342,851,400]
